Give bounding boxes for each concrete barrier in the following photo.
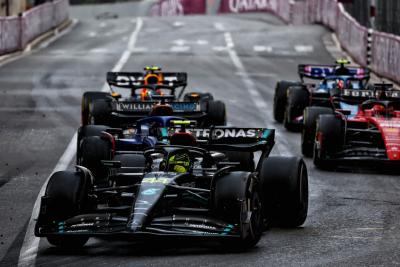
[150,0,205,16]
[0,0,70,56]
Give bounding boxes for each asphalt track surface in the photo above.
[1,4,400,267]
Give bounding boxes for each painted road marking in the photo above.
[173,21,185,27]
[90,48,109,54]
[196,40,209,45]
[214,22,225,31]
[17,17,144,267]
[131,47,149,53]
[170,46,190,52]
[294,45,314,53]
[88,31,97,37]
[212,46,228,52]
[223,31,292,156]
[173,39,187,46]
[254,45,273,52]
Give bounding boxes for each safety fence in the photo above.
[150,0,400,84]
[0,0,70,56]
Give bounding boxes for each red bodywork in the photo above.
[347,106,400,160]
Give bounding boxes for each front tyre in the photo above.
[313,115,343,170]
[213,172,263,249]
[39,171,93,248]
[302,107,333,157]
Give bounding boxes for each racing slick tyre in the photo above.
[313,114,343,170]
[81,92,111,126]
[259,156,308,227]
[43,170,93,248]
[213,172,263,250]
[224,151,255,172]
[183,92,214,102]
[113,154,146,186]
[284,86,309,132]
[302,107,333,157]
[207,100,227,126]
[77,125,109,165]
[80,136,111,184]
[274,81,301,123]
[91,99,112,125]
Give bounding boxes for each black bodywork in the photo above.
[35,128,275,242]
[88,72,223,127]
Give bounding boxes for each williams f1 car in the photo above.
[273,60,370,131]
[35,127,308,250]
[81,67,226,127]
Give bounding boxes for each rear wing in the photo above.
[298,64,370,80]
[342,84,400,100]
[107,72,188,88]
[161,127,275,153]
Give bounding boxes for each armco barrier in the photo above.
[0,0,69,56]
[372,31,400,83]
[336,4,368,67]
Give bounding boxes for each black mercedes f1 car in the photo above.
[35,127,308,250]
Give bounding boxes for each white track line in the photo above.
[17,17,143,267]
[223,31,292,156]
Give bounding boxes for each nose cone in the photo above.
[128,173,176,232]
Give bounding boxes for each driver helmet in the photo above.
[335,59,351,76]
[161,153,191,173]
[140,89,153,101]
[337,79,345,90]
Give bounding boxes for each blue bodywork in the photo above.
[115,116,184,150]
[315,75,364,93]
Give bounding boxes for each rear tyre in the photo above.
[274,81,301,123]
[81,92,111,126]
[207,100,227,126]
[259,156,308,227]
[80,136,111,183]
[302,107,333,157]
[43,171,92,247]
[224,151,254,172]
[313,115,343,170]
[214,172,263,249]
[90,99,112,125]
[284,86,309,132]
[77,125,109,165]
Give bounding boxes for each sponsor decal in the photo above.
[117,102,154,111]
[189,224,217,230]
[168,128,265,139]
[342,89,400,99]
[70,223,95,228]
[170,102,198,112]
[142,177,171,184]
[116,102,198,112]
[228,0,274,13]
[141,188,161,196]
[114,74,180,87]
